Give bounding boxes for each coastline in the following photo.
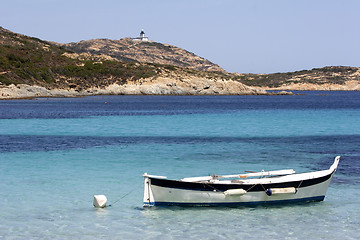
[253,80,360,91]
[2,79,359,100]
[3,80,360,100]
[0,76,272,100]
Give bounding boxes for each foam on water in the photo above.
[0,92,359,239]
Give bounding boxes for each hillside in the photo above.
[0,27,160,88]
[61,38,225,72]
[0,27,263,99]
[235,66,360,90]
[1,27,359,99]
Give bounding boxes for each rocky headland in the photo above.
[0,27,358,99]
[0,27,265,99]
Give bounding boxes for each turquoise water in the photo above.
[0,92,359,239]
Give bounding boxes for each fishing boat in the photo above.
[143,156,340,207]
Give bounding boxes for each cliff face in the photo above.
[61,38,225,72]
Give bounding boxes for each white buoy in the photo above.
[93,195,107,208]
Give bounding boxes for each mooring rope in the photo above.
[246,183,259,192]
[107,189,136,207]
[296,180,304,193]
[203,182,224,193]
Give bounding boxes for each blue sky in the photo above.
[1,0,359,73]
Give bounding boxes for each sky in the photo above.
[1,0,359,73]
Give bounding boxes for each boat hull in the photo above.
[143,170,335,207]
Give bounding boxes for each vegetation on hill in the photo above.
[0,27,171,89]
[0,27,242,91]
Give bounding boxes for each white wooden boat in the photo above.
[143,156,340,207]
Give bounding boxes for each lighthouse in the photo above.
[132,29,149,41]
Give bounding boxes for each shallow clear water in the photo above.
[0,92,359,239]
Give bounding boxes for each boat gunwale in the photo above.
[147,169,335,192]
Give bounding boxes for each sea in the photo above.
[0,91,359,240]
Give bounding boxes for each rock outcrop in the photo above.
[61,38,225,72]
[0,75,266,99]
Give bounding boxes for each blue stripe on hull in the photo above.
[144,196,325,207]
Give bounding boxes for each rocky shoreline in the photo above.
[0,76,272,100]
[2,77,359,100]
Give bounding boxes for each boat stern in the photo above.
[143,173,167,207]
[143,173,153,207]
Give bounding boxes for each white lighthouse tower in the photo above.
[132,29,149,41]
